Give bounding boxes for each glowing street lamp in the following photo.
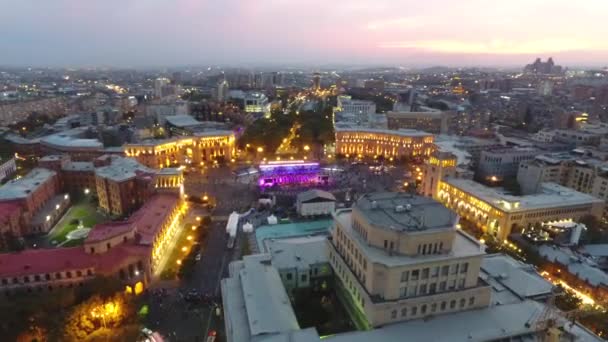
[303,145,310,151]
[257,147,264,153]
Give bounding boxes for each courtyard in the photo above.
[291,280,355,336]
[46,199,108,247]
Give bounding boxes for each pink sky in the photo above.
[1,0,607,67]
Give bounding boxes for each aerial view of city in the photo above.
[1,1,608,341]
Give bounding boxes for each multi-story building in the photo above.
[518,153,608,217]
[0,194,186,295]
[0,168,68,234]
[95,157,156,216]
[124,131,235,168]
[436,179,604,240]
[386,111,450,134]
[517,154,572,195]
[335,128,434,160]
[476,147,538,183]
[329,192,491,327]
[335,96,377,125]
[222,193,603,342]
[39,129,105,161]
[0,157,16,181]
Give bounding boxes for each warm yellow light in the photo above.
[187,235,193,241]
[181,247,187,252]
[192,225,197,231]
[177,260,182,265]
[196,216,201,221]
[203,195,209,201]
[257,147,264,153]
[303,145,310,151]
[479,238,486,244]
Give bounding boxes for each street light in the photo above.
[257,147,264,153]
[303,145,310,151]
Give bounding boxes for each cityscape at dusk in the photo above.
[1,1,608,342]
[2,0,608,67]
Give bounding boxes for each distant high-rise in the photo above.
[154,77,171,98]
[216,79,229,103]
[524,57,563,74]
[312,72,321,90]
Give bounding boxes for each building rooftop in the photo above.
[326,300,593,342]
[222,254,300,342]
[86,194,178,245]
[335,127,432,137]
[165,115,203,128]
[539,245,608,287]
[581,244,608,257]
[266,235,328,271]
[41,132,103,150]
[335,209,483,267]
[355,192,458,232]
[296,189,336,203]
[255,220,332,252]
[0,168,56,200]
[95,156,154,182]
[481,254,554,304]
[192,129,234,138]
[442,179,604,213]
[0,247,95,277]
[62,161,95,172]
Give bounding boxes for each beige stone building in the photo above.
[436,178,604,241]
[334,128,434,160]
[124,130,235,169]
[328,192,491,327]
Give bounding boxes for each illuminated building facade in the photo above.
[420,151,458,197]
[436,179,604,241]
[329,192,491,327]
[124,131,235,168]
[335,128,434,160]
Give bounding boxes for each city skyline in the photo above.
[1,0,608,68]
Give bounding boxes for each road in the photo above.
[143,166,253,342]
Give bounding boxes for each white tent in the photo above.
[226,211,239,237]
[243,222,254,233]
[267,215,278,225]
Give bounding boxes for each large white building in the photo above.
[296,189,336,217]
[335,95,377,125]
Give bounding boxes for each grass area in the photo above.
[48,201,107,246]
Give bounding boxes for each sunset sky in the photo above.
[1,0,607,67]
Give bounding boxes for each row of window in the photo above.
[1,269,93,286]
[399,277,466,298]
[400,262,468,283]
[416,242,444,255]
[390,297,476,320]
[523,206,589,219]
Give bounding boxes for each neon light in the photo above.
[260,162,319,169]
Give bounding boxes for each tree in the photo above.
[555,286,582,311]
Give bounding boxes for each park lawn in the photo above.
[49,202,107,245]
